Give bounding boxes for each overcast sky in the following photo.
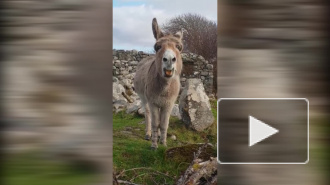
[113,0,217,52]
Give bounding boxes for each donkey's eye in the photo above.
[176,45,182,51]
[154,44,161,52]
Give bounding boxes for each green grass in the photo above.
[3,151,99,185]
[310,116,329,183]
[113,100,218,184]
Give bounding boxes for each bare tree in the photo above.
[162,13,217,61]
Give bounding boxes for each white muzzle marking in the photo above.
[162,49,176,78]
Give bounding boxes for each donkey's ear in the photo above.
[174,28,184,40]
[152,18,164,39]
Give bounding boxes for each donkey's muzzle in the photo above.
[164,68,174,77]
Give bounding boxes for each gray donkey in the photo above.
[134,18,183,149]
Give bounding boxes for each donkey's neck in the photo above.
[155,72,171,85]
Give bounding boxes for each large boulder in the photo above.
[179,79,214,132]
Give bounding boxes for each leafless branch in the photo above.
[175,143,217,185]
[162,13,217,61]
[117,180,140,185]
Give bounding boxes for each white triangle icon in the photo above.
[249,116,279,147]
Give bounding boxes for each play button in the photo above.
[217,98,309,164]
[249,116,279,147]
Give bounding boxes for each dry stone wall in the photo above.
[113,49,214,95]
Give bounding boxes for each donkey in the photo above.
[134,18,184,149]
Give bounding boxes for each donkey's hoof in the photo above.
[145,135,151,140]
[150,146,158,150]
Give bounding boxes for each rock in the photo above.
[124,72,135,80]
[129,91,139,102]
[138,107,145,116]
[179,79,214,132]
[171,104,182,120]
[113,82,125,95]
[129,61,138,66]
[121,71,129,76]
[126,100,141,114]
[201,71,208,76]
[113,77,118,82]
[114,62,121,68]
[206,64,213,70]
[113,82,126,102]
[170,135,177,140]
[208,94,216,100]
[113,100,127,113]
[120,79,132,89]
[113,93,126,103]
[165,143,215,163]
[197,55,205,61]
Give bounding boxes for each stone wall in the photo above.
[113,49,214,95]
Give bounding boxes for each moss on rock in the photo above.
[165,143,216,163]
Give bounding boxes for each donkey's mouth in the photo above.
[164,68,174,77]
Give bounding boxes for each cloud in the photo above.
[113,4,169,51]
[113,0,217,51]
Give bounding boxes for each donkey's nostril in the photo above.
[172,57,176,62]
[163,58,167,62]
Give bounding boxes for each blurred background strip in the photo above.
[1,0,113,185]
[217,0,328,184]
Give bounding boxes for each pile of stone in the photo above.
[113,49,215,95]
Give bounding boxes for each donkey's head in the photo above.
[152,18,183,79]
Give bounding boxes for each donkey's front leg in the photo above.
[149,103,160,150]
[144,104,152,140]
[159,106,172,147]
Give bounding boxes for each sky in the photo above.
[113,0,217,52]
